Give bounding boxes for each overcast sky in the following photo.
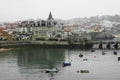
[0,0,120,22]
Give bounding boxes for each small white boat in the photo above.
[45,68,59,73]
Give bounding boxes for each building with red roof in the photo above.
[0,29,12,41]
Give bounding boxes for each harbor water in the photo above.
[0,47,120,80]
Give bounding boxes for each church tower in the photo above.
[48,12,54,20]
[47,12,55,27]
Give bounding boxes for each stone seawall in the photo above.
[0,41,93,49]
[0,41,69,48]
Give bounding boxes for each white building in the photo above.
[100,20,114,31]
[16,12,64,40]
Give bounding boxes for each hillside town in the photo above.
[0,12,120,42]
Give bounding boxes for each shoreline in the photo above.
[0,48,11,52]
[0,41,93,49]
[0,40,119,49]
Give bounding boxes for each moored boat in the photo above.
[45,68,59,73]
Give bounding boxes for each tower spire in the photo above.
[48,12,54,20]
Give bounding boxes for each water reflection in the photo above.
[16,47,66,69]
[13,47,67,80]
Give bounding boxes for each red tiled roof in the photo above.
[0,27,5,31]
[64,29,71,32]
[0,30,11,36]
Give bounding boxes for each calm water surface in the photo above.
[0,47,120,80]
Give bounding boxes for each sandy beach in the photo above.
[0,48,11,52]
